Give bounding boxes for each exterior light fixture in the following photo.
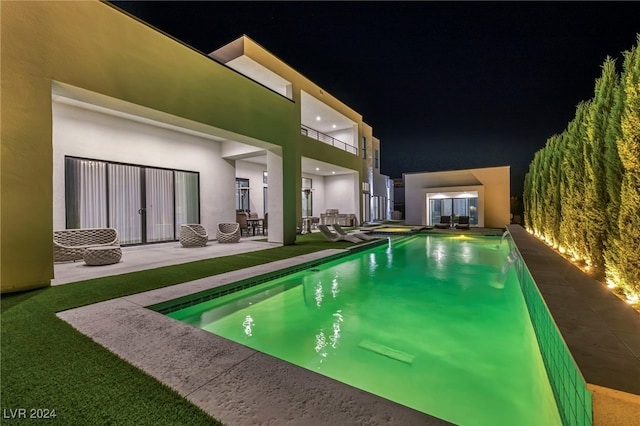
[332,124,336,129]
[315,167,320,171]
[332,171,336,174]
[316,116,321,121]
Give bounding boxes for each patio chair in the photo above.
[456,215,470,230]
[180,224,208,247]
[216,222,241,243]
[236,212,249,236]
[318,225,361,243]
[434,215,451,229]
[332,224,377,241]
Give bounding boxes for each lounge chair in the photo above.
[332,224,377,241]
[318,225,361,243]
[434,215,451,229]
[456,216,470,230]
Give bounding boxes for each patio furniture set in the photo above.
[53,218,265,267]
[236,212,267,236]
[53,228,122,266]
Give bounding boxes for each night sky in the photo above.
[109,1,639,196]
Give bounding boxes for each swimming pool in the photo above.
[166,234,561,425]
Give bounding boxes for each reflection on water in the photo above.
[242,315,254,337]
[330,311,343,349]
[331,278,339,298]
[314,310,344,366]
[314,282,323,307]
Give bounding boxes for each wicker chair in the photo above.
[179,224,209,247]
[53,228,120,262]
[236,212,249,236]
[217,222,241,243]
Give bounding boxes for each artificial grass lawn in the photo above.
[1,233,359,425]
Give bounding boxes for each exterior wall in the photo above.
[53,101,236,233]
[404,166,511,228]
[1,1,296,292]
[216,36,368,227]
[1,2,383,293]
[325,174,359,216]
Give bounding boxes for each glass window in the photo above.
[65,156,199,245]
[374,150,379,168]
[236,178,250,212]
[175,171,200,226]
[428,195,478,226]
[362,136,367,159]
[65,158,107,229]
[109,163,142,244]
[302,178,312,217]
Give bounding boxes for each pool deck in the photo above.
[54,227,640,425]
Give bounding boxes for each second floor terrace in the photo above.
[300,90,358,155]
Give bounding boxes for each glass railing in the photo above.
[301,125,357,155]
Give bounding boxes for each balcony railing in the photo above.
[301,125,357,155]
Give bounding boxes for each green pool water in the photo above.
[168,234,561,425]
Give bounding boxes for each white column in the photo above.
[267,150,284,243]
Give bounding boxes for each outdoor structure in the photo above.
[403,166,511,228]
[0,1,390,293]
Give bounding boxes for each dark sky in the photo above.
[109,1,639,196]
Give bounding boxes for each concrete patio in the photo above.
[52,235,280,285]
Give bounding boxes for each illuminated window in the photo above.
[362,136,367,159]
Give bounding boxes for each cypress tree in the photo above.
[604,58,626,287]
[583,58,618,274]
[523,169,533,229]
[613,37,640,298]
[559,103,590,261]
[544,135,563,248]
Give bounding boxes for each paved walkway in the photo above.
[508,225,640,425]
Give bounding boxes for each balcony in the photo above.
[301,125,357,155]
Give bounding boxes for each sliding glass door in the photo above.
[145,168,174,243]
[109,163,143,244]
[65,157,199,245]
[428,195,478,226]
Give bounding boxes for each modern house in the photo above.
[403,166,511,228]
[1,1,391,293]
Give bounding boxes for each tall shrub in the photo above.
[603,62,625,285]
[558,103,590,260]
[583,58,619,272]
[613,38,640,297]
[543,135,563,247]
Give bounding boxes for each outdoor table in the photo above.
[247,218,264,236]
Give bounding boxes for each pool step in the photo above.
[358,340,415,364]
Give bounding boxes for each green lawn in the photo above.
[1,233,357,425]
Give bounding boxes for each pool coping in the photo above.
[57,245,452,426]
